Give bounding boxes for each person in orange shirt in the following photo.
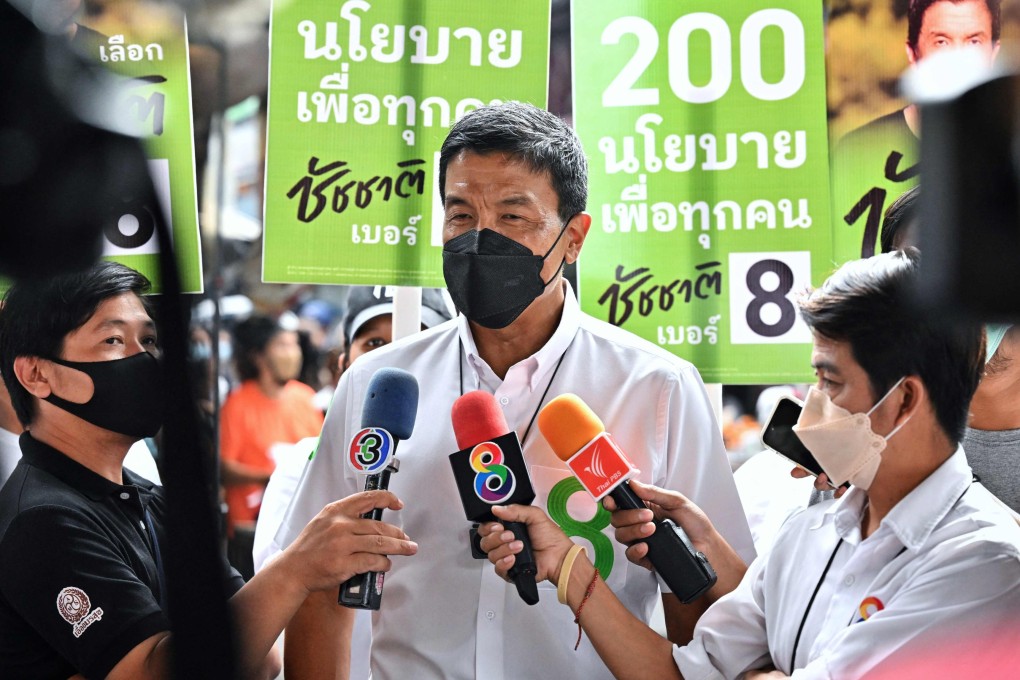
[220,314,324,546]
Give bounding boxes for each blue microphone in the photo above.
[338,367,419,610]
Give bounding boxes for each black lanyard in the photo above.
[790,479,974,670]
[457,336,566,448]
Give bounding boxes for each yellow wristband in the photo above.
[557,544,587,605]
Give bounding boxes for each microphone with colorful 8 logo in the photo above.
[338,368,419,610]
[449,391,540,605]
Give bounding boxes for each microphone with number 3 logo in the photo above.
[338,368,418,610]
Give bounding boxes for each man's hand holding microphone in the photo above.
[278,489,418,598]
[475,394,751,680]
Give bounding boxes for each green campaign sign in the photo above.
[83,12,203,293]
[263,0,551,286]
[573,0,831,384]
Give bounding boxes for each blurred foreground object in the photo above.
[0,0,152,279]
[0,2,236,675]
[906,48,1020,321]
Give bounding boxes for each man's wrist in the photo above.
[565,556,597,612]
[696,531,748,603]
[261,549,314,602]
[556,544,587,603]
[550,541,574,586]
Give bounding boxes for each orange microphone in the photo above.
[538,394,718,604]
[538,394,641,502]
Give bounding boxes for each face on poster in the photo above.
[827,0,1006,261]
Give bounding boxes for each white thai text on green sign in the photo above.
[264,0,551,286]
[89,14,203,293]
[573,0,831,383]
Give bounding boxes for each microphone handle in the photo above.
[609,481,718,604]
[504,520,539,606]
[338,462,398,610]
[608,481,645,511]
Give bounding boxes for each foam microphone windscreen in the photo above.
[537,394,606,461]
[361,368,419,440]
[451,390,509,450]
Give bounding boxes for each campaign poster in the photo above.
[827,0,1014,261]
[76,3,204,293]
[263,0,551,286]
[573,0,831,383]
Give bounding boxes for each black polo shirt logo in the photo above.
[56,587,104,638]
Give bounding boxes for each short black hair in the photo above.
[439,102,588,223]
[0,262,152,426]
[880,186,921,253]
[908,0,1001,51]
[232,315,284,382]
[798,250,984,445]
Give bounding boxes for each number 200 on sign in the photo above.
[602,9,806,106]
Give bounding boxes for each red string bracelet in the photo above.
[573,568,600,650]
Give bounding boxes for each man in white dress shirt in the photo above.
[480,249,1020,680]
[678,250,1020,678]
[277,102,754,680]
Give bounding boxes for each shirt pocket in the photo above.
[529,464,629,592]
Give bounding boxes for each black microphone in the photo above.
[448,391,539,605]
[538,394,717,604]
[338,367,419,610]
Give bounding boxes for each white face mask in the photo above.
[792,377,910,490]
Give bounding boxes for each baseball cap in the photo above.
[343,286,452,347]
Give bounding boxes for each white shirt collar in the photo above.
[456,279,581,391]
[819,446,973,551]
[880,446,972,550]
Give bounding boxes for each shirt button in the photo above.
[844,574,855,586]
[485,610,495,620]
[120,492,130,500]
[140,520,146,530]
[499,397,509,405]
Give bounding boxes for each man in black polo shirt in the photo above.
[0,262,418,679]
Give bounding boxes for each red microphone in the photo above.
[449,391,539,605]
[452,391,507,450]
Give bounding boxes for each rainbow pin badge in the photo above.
[852,596,884,624]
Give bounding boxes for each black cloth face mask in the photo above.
[44,351,164,439]
[442,225,567,329]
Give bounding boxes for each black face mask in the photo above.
[44,351,164,439]
[442,226,567,329]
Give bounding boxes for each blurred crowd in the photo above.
[171,287,453,576]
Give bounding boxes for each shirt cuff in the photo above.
[673,643,725,680]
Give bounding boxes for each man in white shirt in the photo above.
[277,102,754,680]
[480,249,1020,679]
[253,288,450,680]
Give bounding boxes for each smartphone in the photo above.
[760,396,825,477]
